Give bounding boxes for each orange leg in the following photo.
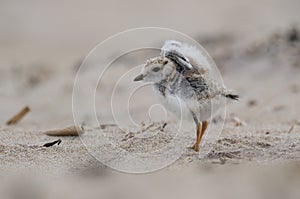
[191,121,209,152]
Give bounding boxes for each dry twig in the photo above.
[44,125,84,136]
[287,124,294,134]
[232,116,246,126]
[6,106,30,125]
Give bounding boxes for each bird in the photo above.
[133,40,238,152]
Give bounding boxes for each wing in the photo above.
[183,71,210,99]
[183,70,225,100]
[163,51,193,73]
[161,40,210,74]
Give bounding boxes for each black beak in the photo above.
[133,74,144,81]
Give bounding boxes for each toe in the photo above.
[193,146,199,152]
[188,144,199,152]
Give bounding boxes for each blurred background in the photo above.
[1,1,300,199]
[1,0,299,67]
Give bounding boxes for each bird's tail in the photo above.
[222,88,239,101]
[223,93,239,100]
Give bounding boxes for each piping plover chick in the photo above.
[134,40,238,152]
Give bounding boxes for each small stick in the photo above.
[44,125,84,136]
[142,123,155,132]
[99,124,117,129]
[6,106,30,125]
[161,122,167,131]
[287,124,294,134]
[139,122,167,133]
[43,139,62,147]
[232,116,246,126]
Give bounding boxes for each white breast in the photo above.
[154,87,223,122]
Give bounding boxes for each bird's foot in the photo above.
[188,144,199,152]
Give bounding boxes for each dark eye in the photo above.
[163,60,168,65]
[152,67,160,72]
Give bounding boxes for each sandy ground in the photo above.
[1,0,300,199]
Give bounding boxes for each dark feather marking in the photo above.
[165,51,191,73]
[156,80,167,97]
[183,70,210,97]
[223,94,239,100]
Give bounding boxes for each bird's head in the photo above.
[134,56,175,83]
